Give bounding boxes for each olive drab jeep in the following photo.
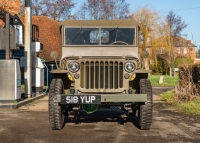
[49,19,153,130]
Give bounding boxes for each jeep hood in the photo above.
[61,46,138,59]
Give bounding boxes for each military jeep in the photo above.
[49,19,153,130]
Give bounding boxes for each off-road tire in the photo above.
[49,79,65,130]
[138,79,153,130]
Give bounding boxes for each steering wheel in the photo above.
[110,41,129,45]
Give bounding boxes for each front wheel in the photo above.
[49,79,65,130]
[138,79,153,130]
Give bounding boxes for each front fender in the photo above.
[51,69,68,74]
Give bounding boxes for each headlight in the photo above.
[124,62,135,72]
[68,62,80,72]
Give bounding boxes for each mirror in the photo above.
[142,51,149,58]
[50,51,58,59]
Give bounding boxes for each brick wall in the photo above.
[173,47,196,60]
[194,59,200,63]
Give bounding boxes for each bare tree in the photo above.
[21,0,43,15]
[76,2,88,20]
[41,0,74,21]
[167,11,188,38]
[115,0,129,19]
[129,8,188,74]
[21,0,75,21]
[20,0,25,15]
[165,10,188,76]
[130,6,160,70]
[75,0,129,20]
[33,0,43,16]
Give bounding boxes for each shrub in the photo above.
[151,57,169,75]
[161,90,175,101]
[175,63,200,101]
[175,57,194,67]
[179,63,200,85]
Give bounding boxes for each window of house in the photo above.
[183,47,187,54]
[157,48,164,54]
[178,47,180,54]
[146,48,150,55]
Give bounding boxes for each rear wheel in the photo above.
[49,79,65,130]
[138,79,153,130]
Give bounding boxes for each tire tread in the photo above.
[139,79,153,130]
[49,79,65,130]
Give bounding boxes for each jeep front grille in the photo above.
[80,61,123,90]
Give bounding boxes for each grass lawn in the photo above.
[161,90,200,116]
[175,100,200,115]
[149,75,179,87]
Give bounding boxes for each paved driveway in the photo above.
[0,87,200,143]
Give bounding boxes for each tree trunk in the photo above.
[170,67,172,77]
[170,67,175,77]
[154,54,158,72]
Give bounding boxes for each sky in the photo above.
[72,0,200,49]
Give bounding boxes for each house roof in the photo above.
[173,36,197,47]
[1,15,61,61]
[147,36,197,48]
[0,0,21,14]
[31,16,61,61]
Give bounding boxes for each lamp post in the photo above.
[5,13,10,60]
[24,0,32,97]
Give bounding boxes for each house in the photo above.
[0,0,21,28]
[194,46,200,63]
[0,0,21,58]
[146,36,197,63]
[0,0,61,61]
[31,16,61,61]
[172,36,197,60]
[0,0,20,14]
[0,0,61,85]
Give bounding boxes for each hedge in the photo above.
[178,62,200,85]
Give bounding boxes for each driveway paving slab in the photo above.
[1,87,200,143]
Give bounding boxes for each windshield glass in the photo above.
[65,27,135,45]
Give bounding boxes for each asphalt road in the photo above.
[0,87,200,143]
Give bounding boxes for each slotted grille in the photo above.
[80,60,123,90]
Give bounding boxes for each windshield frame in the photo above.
[63,26,137,47]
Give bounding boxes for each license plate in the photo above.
[60,95,101,104]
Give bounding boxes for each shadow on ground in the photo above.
[64,107,140,129]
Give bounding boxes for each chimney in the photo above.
[187,40,191,45]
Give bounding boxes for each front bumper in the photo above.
[57,94,147,104]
